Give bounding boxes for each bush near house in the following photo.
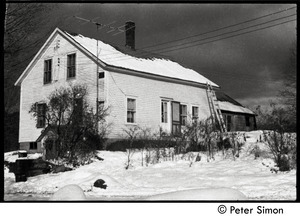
[262,131,296,171]
[110,119,249,168]
[29,84,109,166]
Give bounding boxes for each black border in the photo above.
[2,0,299,204]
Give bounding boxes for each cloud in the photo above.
[59,4,296,106]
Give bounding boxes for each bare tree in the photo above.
[29,84,110,165]
[4,3,60,113]
[278,41,296,131]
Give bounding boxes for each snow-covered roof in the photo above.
[65,32,219,87]
[218,101,255,115]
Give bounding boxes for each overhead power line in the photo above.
[89,8,296,62]
[71,6,296,60]
[144,14,296,53]
[158,19,296,54]
[100,16,296,63]
[139,6,296,50]
[71,7,296,64]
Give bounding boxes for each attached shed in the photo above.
[216,91,256,132]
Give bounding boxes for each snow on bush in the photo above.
[49,184,86,200]
[4,151,43,163]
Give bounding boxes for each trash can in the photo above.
[15,174,27,182]
[15,159,31,182]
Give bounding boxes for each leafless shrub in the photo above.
[263,130,296,171]
[123,126,140,170]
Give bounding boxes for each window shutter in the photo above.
[35,103,38,127]
[172,102,180,122]
[42,103,46,126]
[171,101,181,136]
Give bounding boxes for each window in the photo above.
[180,104,187,126]
[227,115,232,131]
[44,59,52,84]
[30,142,37,150]
[67,53,76,79]
[192,106,199,120]
[127,98,136,123]
[36,103,46,128]
[73,98,83,124]
[245,116,250,127]
[161,101,168,123]
[99,72,105,79]
[98,101,105,110]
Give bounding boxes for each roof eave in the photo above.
[104,63,220,89]
[14,28,108,86]
[14,27,64,86]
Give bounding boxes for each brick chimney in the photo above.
[125,21,135,50]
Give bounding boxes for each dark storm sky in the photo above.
[56,3,296,108]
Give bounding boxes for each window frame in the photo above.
[227,115,232,131]
[126,97,137,124]
[36,103,46,128]
[67,53,76,79]
[99,71,105,79]
[180,104,187,126]
[192,106,199,120]
[29,142,37,150]
[43,59,52,84]
[245,116,250,127]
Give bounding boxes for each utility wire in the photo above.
[139,6,296,50]
[70,6,296,61]
[48,16,296,67]
[83,13,296,62]
[155,19,297,54]
[145,14,296,53]
[99,17,296,63]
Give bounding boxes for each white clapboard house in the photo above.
[15,22,256,153]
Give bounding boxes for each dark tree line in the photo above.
[4,3,61,151]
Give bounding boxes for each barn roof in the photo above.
[64,31,219,87]
[215,90,254,115]
[218,101,255,115]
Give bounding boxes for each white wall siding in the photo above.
[19,33,103,143]
[106,71,211,139]
[18,31,212,144]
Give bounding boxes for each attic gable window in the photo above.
[127,98,136,123]
[36,103,46,128]
[44,59,52,84]
[67,53,76,79]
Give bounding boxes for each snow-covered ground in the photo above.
[4,131,296,201]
